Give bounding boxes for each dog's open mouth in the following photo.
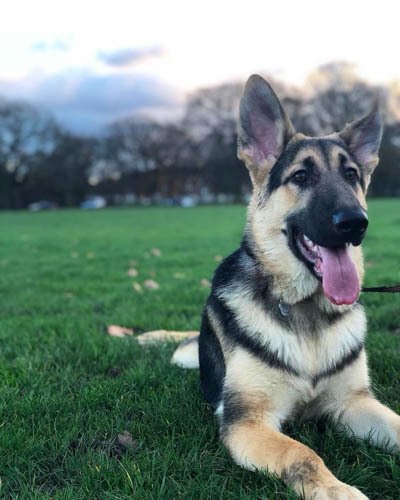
[295,233,359,306]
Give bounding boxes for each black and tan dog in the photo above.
[171,75,400,499]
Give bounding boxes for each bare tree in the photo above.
[0,101,58,208]
[298,62,386,135]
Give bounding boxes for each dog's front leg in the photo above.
[221,408,367,499]
[337,392,400,452]
[320,353,400,452]
[217,348,368,499]
[222,418,367,499]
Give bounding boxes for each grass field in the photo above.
[1,201,400,499]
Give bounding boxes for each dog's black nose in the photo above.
[332,208,368,243]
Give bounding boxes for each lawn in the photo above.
[1,201,400,499]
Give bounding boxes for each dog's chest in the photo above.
[220,284,366,387]
[265,306,365,377]
[230,291,366,378]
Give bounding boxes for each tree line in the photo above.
[1,63,400,210]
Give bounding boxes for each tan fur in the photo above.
[221,346,370,498]
[207,307,233,361]
[301,350,370,421]
[349,244,365,285]
[224,349,311,428]
[224,422,366,499]
[337,386,400,450]
[248,182,318,304]
[281,144,326,179]
[330,141,369,209]
[238,151,276,186]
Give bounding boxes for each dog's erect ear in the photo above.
[339,107,383,176]
[238,74,296,186]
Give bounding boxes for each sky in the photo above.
[1,0,399,134]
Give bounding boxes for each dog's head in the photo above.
[238,75,383,306]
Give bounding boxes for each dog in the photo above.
[171,74,400,499]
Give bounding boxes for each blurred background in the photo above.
[1,0,400,211]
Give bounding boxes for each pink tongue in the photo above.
[319,246,359,305]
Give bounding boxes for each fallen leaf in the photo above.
[173,272,185,279]
[71,251,79,259]
[117,430,135,449]
[200,278,211,288]
[71,432,138,459]
[133,282,142,292]
[127,268,138,277]
[136,330,199,345]
[150,248,161,257]
[87,252,94,259]
[144,279,159,290]
[214,255,223,262]
[64,292,74,298]
[107,325,134,338]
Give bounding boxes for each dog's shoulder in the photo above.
[211,241,269,298]
[211,247,247,289]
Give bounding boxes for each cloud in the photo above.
[31,40,70,52]
[0,69,180,135]
[98,46,164,67]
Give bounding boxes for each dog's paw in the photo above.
[309,481,368,500]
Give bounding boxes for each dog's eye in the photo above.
[345,168,358,182]
[293,170,308,184]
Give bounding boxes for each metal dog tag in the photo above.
[279,301,290,316]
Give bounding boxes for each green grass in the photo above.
[0,201,399,499]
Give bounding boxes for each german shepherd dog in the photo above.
[171,75,400,499]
